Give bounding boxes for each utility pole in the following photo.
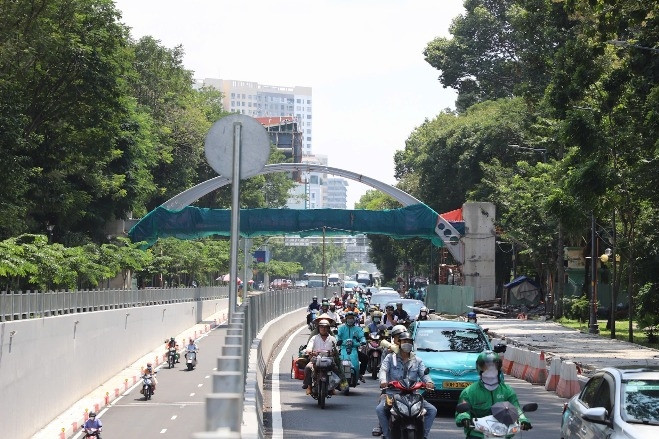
[589,212,599,334]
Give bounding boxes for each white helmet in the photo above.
[390,324,407,337]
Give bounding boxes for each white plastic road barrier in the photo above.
[523,350,547,385]
[556,360,581,398]
[502,346,514,375]
[511,348,529,379]
[545,356,562,391]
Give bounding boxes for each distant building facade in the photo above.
[201,78,313,157]
[325,178,348,209]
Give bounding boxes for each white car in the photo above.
[560,366,659,438]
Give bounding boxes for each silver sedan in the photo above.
[560,366,659,438]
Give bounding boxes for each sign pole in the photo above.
[228,123,242,319]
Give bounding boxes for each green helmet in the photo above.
[476,350,502,373]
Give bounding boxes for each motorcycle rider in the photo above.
[393,302,410,322]
[367,310,387,334]
[337,311,368,382]
[143,363,158,393]
[186,338,199,362]
[466,311,478,324]
[343,298,362,323]
[83,411,103,438]
[303,319,345,394]
[326,303,341,325]
[418,307,429,321]
[306,296,321,325]
[331,291,342,306]
[455,351,532,437]
[166,337,180,363]
[374,332,436,439]
[382,304,398,327]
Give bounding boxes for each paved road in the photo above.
[79,328,223,438]
[268,325,569,439]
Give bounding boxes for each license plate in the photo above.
[443,381,470,388]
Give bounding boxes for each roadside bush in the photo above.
[562,295,591,323]
[636,282,659,343]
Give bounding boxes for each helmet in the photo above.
[390,324,407,338]
[317,319,330,327]
[385,304,395,311]
[476,350,502,373]
[89,412,96,418]
[312,296,318,301]
[371,310,383,319]
[170,337,175,341]
[322,301,329,307]
[396,302,403,307]
[348,298,357,305]
[420,307,428,313]
[467,311,477,322]
[398,331,413,342]
[329,304,336,310]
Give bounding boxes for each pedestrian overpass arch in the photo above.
[129,163,464,263]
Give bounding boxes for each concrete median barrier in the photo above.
[545,356,562,391]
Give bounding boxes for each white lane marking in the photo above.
[205,375,210,379]
[271,325,307,439]
[190,392,195,397]
[213,367,217,371]
[197,384,203,387]
[171,415,177,420]
[160,429,167,433]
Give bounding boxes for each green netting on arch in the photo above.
[128,203,448,247]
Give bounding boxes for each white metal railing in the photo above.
[0,286,229,321]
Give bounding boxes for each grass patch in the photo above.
[556,318,659,350]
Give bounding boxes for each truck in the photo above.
[327,273,343,286]
[355,270,372,286]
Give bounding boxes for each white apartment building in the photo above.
[201,78,313,157]
[325,178,349,209]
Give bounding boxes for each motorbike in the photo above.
[380,379,427,439]
[141,373,155,400]
[167,347,177,368]
[308,309,318,330]
[186,349,198,370]
[83,427,101,438]
[365,331,384,380]
[456,401,538,438]
[338,338,361,394]
[309,350,341,409]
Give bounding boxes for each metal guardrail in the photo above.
[0,286,229,322]
[193,286,340,438]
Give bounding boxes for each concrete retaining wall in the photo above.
[426,284,474,315]
[0,298,227,439]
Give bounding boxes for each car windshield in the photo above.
[621,379,659,424]
[414,327,488,352]
[386,301,423,319]
[344,281,359,289]
[370,294,400,306]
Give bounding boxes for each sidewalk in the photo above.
[482,317,659,374]
[32,308,229,439]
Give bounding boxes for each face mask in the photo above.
[346,318,355,326]
[481,364,499,389]
[373,318,381,324]
[400,343,413,353]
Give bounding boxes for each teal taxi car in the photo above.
[410,320,506,404]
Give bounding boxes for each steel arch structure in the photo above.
[157,163,463,263]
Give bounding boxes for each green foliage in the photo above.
[636,283,659,341]
[254,260,303,278]
[561,295,591,323]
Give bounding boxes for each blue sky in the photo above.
[114,0,464,207]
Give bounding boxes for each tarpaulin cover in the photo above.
[128,203,460,247]
[504,276,541,306]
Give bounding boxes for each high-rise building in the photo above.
[201,78,313,157]
[325,178,349,209]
